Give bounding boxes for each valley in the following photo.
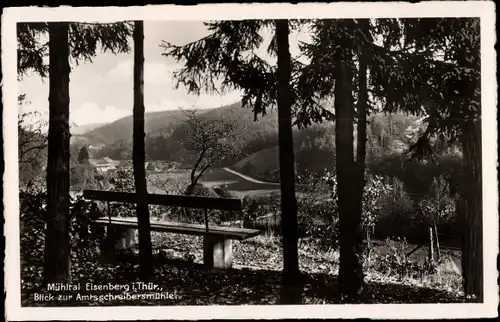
[146,167,280,198]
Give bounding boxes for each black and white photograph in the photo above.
[2,2,498,320]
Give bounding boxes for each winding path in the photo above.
[222,167,280,186]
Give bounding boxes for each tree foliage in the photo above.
[18,94,48,186]
[18,20,134,285]
[295,17,481,300]
[163,20,303,302]
[369,18,480,143]
[17,21,133,79]
[78,146,90,164]
[369,17,482,301]
[175,108,239,193]
[162,20,307,121]
[18,94,48,165]
[295,18,479,138]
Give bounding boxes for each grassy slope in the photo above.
[231,123,337,181]
[232,146,280,179]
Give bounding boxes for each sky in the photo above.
[18,21,309,129]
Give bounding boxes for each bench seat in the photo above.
[93,217,260,240]
[92,216,260,269]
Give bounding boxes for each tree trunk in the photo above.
[355,27,369,264]
[433,220,441,261]
[44,22,71,284]
[355,28,369,232]
[460,119,483,302]
[133,21,153,280]
[335,50,364,299]
[356,50,367,170]
[276,19,301,304]
[428,227,435,262]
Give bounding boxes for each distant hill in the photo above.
[82,109,198,145]
[230,113,427,181]
[83,102,280,146]
[139,102,279,165]
[85,100,436,181]
[71,122,107,135]
[86,102,278,164]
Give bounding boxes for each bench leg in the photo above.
[100,226,137,262]
[114,227,137,251]
[203,235,232,269]
[100,227,117,262]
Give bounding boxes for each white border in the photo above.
[3,2,498,320]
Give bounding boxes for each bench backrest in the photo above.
[82,189,242,211]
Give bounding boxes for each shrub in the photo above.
[298,198,339,250]
[191,183,234,224]
[242,192,281,222]
[239,170,342,250]
[416,175,457,236]
[70,164,107,191]
[212,185,238,222]
[106,167,169,220]
[297,171,339,250]
[241,192,282,233]
[108,167,136,218]
[212,184,234,199]
[163,183,229,225]
[317,171,395,248]
[20,188,47,268]
[20,186,106,291]
[367,237,438,280]
[375,177,418,239]
[362,174,393,228]
[69,195,107,260]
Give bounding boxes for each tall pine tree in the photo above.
[18,21,133,283]
[296,17,483,300]
[296,19,369,298]
[368,18,482,300]
[162,20,302,302]
[133,20,153,280]
[44,22,71,284]
[275,19,301,303]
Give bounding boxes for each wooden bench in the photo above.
[83,189,260,269]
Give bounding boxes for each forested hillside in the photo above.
[92,102,279,162]
[24,101,460,197]
[86,102,460,183]
[83,108,192,145]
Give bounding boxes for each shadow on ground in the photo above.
[22,253,468,307]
